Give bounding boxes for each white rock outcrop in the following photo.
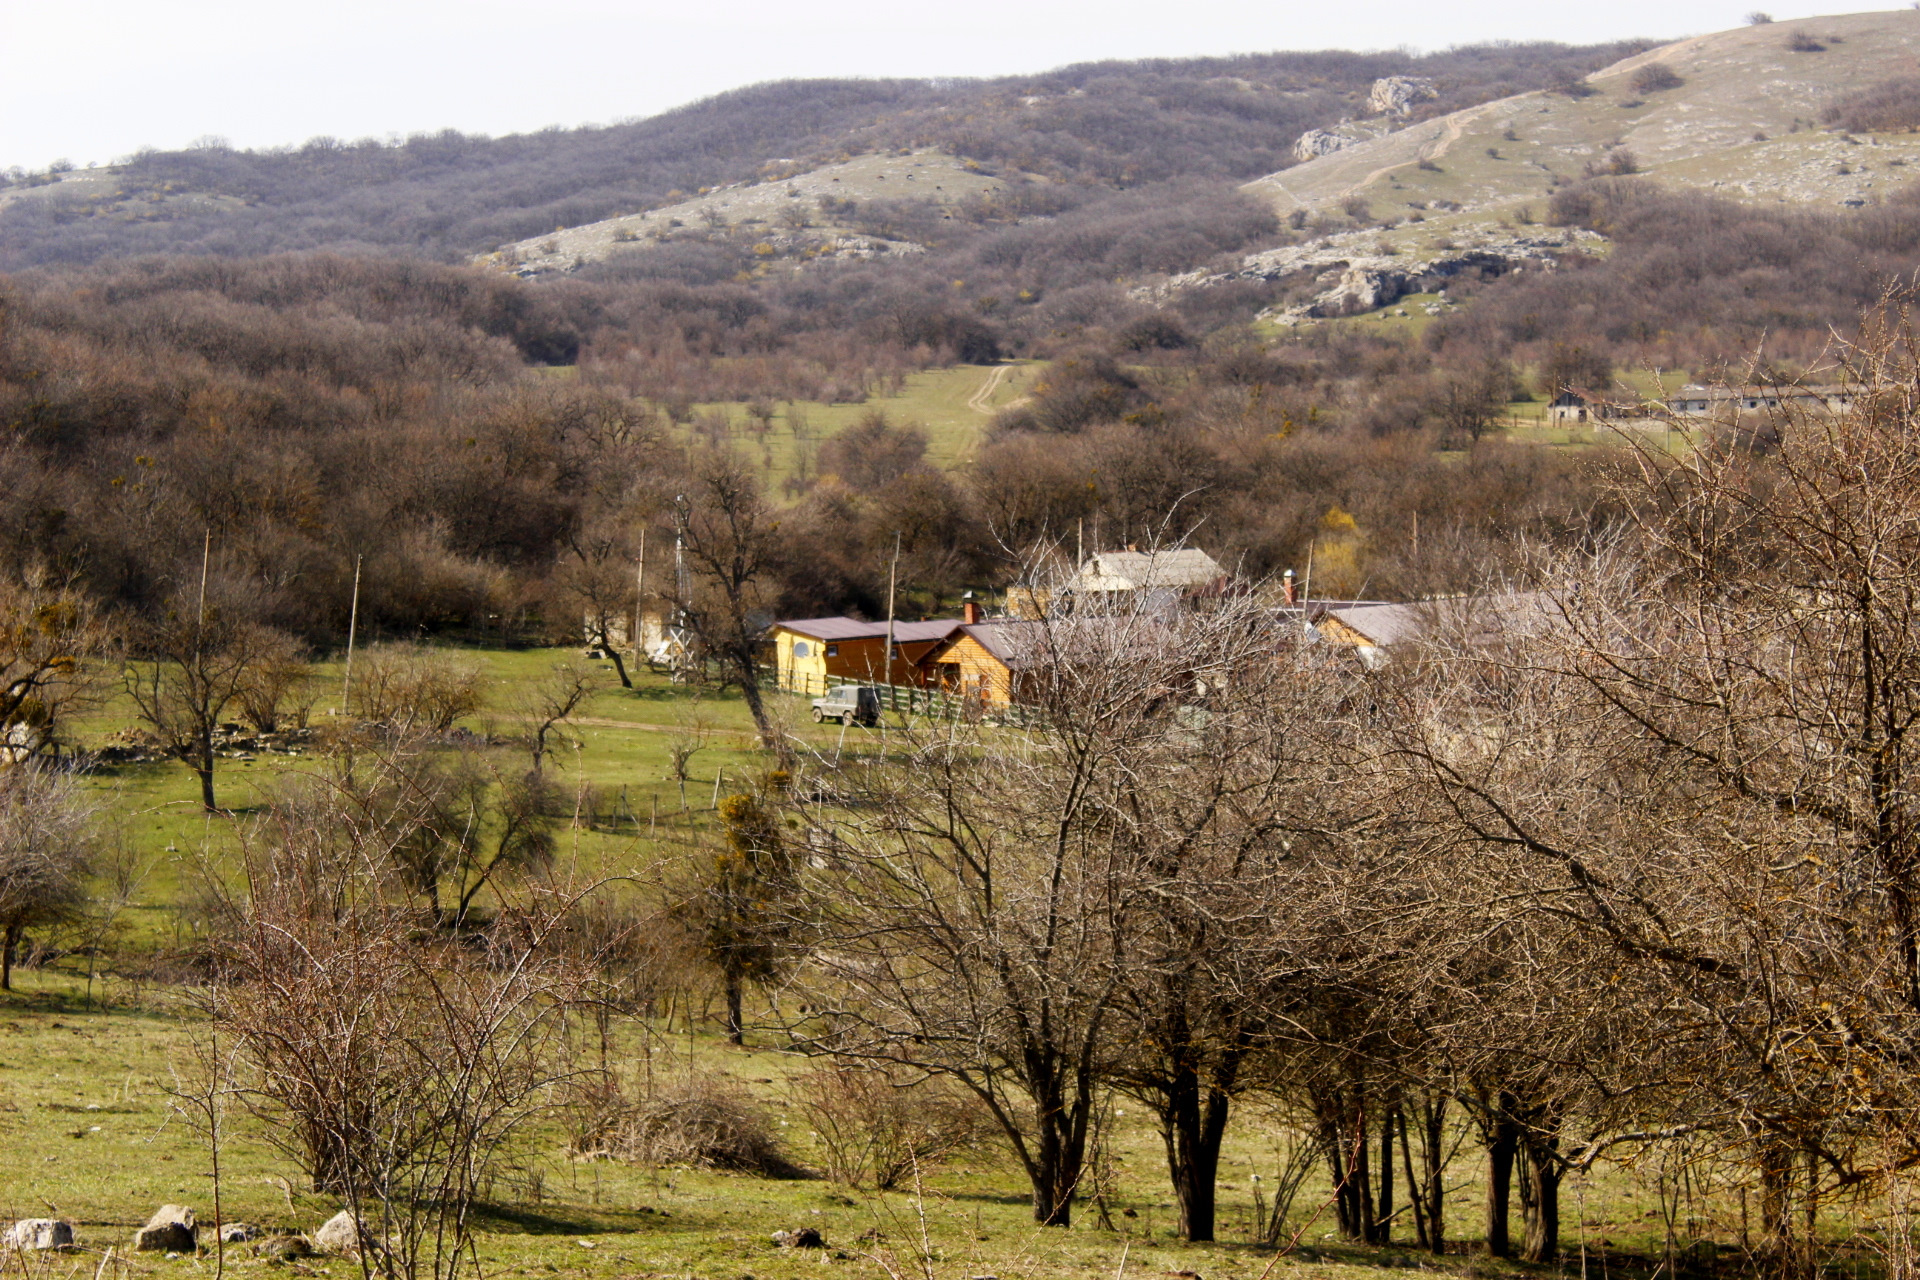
[1368,76,1438,117]
[1292,130,1350,162]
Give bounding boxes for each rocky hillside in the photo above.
[480,150,1015,278]
[1248,10,1920,222]
[1187,10,1920,320]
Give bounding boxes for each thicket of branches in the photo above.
[770,311,1920,1265]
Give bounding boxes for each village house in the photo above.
[1311,592,1559,666]
[768,612,970,695]
[918,615,1039,708]
[1009,548,1232,619]
[1665,384,1855,418]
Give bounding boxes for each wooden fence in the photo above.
[762,669,1039,728]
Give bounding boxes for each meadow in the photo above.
[0,645,1868,1279]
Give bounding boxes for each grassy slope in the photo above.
[1246,9,1920,230]
[479,151,1017,277]
[684,361,1041,491]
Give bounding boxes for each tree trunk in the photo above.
[1519,1135,1561,1263]
[605,644,632,689]
[723,970,744,1045]
[1026,1082,1090,1226]
[1,919,18,991]
[1418,1093,1448,1256]
[1374,1106,1394,1245]
[196,739,218,812]
[1162,1069,1232,1242]
[1759,1138,1796,1264]
[1485,1102,1518,1258]
[1399,1106,1428,1251]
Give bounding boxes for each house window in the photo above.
[793,641,810,658]
[825,643,839,657]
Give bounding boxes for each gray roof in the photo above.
[1315,592,1561,648]
[1070,549,1226,593]
[775,616,963,643]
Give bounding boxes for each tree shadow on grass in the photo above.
[467,1202,662,1236]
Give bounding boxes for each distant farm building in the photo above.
[1665,384,1855,417]
[1546,389,1644,423]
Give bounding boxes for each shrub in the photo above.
[571,1073,802,1176]
[352,643,484,733]
[1786,31,1826,53]
[1824,76,1920,132]
[1629,63,1684,94]
[792,1064,990,1189]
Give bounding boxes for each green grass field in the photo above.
[0,645,1869,1278]
[682,362,1041,491]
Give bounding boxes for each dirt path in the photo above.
[564,714,688,734]
[965,364,1009,415]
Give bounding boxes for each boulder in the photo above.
[3,1219,73,1251]
[1292,130,1351,163]
[133,1205,196,1253]
[219,1222,261,1244]
[1369,76,1438,117]
[312,1211,371,1258]
[772,1227,826,1248]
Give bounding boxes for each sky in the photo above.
[0,0,1887,171]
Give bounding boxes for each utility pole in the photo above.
[883,530,901,695]
[635,528,648,663]
[195,528,211,655]
[340,554,363,715]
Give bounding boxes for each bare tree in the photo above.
[799,585,1308,1227]
[123,595,286,811]
[352,644,484,734]
[0,577,105,762]
[515,660,601,773]
[203,756,595,1280]
[670,450,783,753]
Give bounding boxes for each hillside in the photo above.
[0,43,1643,269]
[481,149,1017,279]
[1246,10,1920,224]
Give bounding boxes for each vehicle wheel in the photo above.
[842,712,857,727]
[811,708,825,723]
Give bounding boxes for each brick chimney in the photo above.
[962,591,981,625]
[1283,569,1297,605]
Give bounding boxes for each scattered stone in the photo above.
[3,1219,73,1251]
[312,1211,372,1257]
[133,1205,196,1253]
[772,1227,826,1248]
[220,1222,261,1244]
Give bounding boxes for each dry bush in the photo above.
[235,630,315,733]
[1824,75,1920,132]
[352,643,484,732]
[1629,63,1683,95]
[570,1072,801,1176]
[203,754,595,1280]
[792,1064,989,1189]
